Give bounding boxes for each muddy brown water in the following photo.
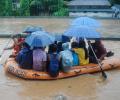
[0,18,120,100]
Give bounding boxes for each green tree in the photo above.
[53,0,69,16]
[30,0,67,16]
[30,0,43,15]
[42,0,61,15]
[4,0,13,16]
[0,0,6,16]
[53,8,69,16]
[20,0,31,16]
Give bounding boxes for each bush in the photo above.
[53,8,69,16]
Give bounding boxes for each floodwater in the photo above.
[0,18,120,100]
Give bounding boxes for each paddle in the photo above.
[88,41,107,79]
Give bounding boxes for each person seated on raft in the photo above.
[47,44,60,77]
[73,40,89,66]
[71,42,79,66]
[33,47,47,71]
[88,40,113,63]
[4,34,25,56]
[59,42,73,72]
[16,42,33,69]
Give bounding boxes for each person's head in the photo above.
[95,40,101,45]
[50,44,57,53]
[62,42,69,50]
[94,40,103,48]
[71,42,78,48]
[48,44,57,53]
[79,40,85,48]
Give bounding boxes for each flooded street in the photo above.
[0,18,120,100]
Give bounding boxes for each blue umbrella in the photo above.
[54,34,70,42]
[64,26,101,39]
[71,17,101,28]
[54,34,62,41]
[23,26,44,33]
[25,31,55,47]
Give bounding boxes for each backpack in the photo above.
[16,48,33,69]
[61,51,73,72]
[72,51,79,66]
[48,53,59,77]
[62,51,73,67]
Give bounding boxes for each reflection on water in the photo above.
[0,18,120,100]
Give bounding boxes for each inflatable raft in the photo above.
[4,57,120,80]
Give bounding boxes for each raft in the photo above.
[4,57,120,80]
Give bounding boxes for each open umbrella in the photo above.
[64,26,101,39]
[54,34,70,42]
[25,31,55,47]
[23,26,44,33]
[71,17,101,28]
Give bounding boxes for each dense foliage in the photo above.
[20,0,31,16]
[30,0,68,16]
[0,0,6,16]
[0,0,69,16]
[4,0,12,16]
[1,0,119,16]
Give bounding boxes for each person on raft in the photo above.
[16,42,33,69]
[59,42,73,72]
[89,40,114,63]
[4,34,25,56]
[33,47,47,72]
[47,44,60,77]
[71,42,79,66]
